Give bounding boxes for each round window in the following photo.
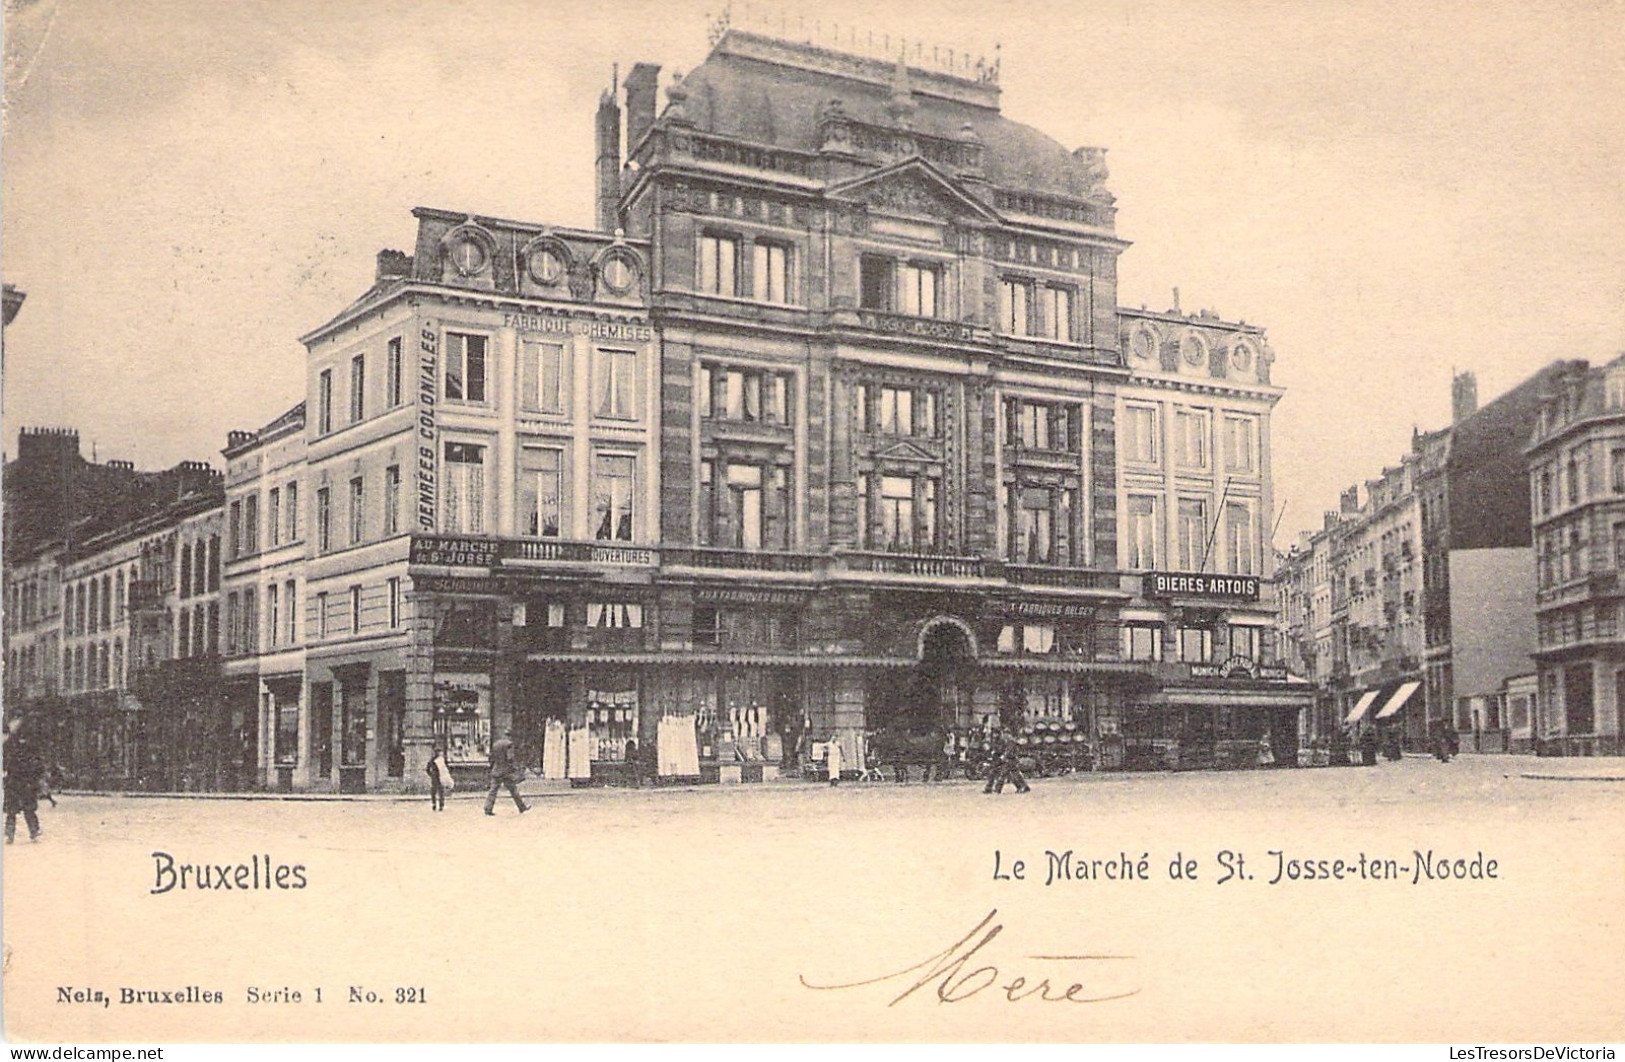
[448,236,488,277]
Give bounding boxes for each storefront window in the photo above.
[585,681,638,762]
[1022,675,1066,722]
[434,673,491,764]
[275,696,299,766]
[340,681,368,768]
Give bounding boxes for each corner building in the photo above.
[274,20,1304,790]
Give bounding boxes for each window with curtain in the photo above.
[443,442,486,534]
[520,447,564,538]
[594,454,635,542]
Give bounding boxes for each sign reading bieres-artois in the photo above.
[1145,571,1261,602]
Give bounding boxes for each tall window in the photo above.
[594,349,637,420]
[1125,405,1158,464]
[244,495,259,556]
[1178,498,1208,571]
[316,592,329,639]
[445,332,488,404]
[593,454,635,542]
[350,585,362,634]
[753,241,790,303]
[727,464,764,549]
[1017,486,1054,564]
[285,483,298,542]
[860,256,892,311]
[243,586,258,655]
[318,369,333,434]
[698,234,739,296]
[1127,495,1158,569]
[383,465,401,537]
[896,263,938,317]
[180,544,193,599]
[879,476,916,550]
[521,340,567,414]
[228,502,242,559]
[387,577,401,629]
[1226,502,1255,575]
[349,476,365,545]
[316,487,332,553]
[386,336,404,408]
[1176,410,1209,468]
[267,584,280,649]
[350,353,366,423]
[1230,625,1260,661]
[699,461,715,547]
[443,443,486,534]
[280,581,295,644]
[882,386,914,435]
[521,448,564,538]
[268,488,281,547]
[1009,399,1075,452]
[999,278,1032,335]
[1178,626,1212,663]
[1043,285,1073,341]
[1225,415,1257,473]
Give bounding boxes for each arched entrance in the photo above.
[873,617,978,734]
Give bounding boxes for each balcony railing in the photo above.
[662,547,821,572]
[1003,564,1123,592]
[837,551,993,579]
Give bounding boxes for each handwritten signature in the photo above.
[799,909,1140,1006]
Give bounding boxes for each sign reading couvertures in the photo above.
[1146,571,1261,601]
[416,318,439,531]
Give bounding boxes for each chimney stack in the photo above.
[376,249,413,282]
[1340,486,1360,514]
[1451,370,1478,424]
[624,63,661,156]
[595,69,623,235]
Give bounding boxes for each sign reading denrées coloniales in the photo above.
[415,319,439,532]
[1146,571,1261,602]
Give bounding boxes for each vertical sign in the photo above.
[416,318,439,531]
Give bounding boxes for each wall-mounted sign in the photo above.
[1146,571,1261,602]
[503,312,651,342]
[695,587,805,607]
[411,536,500,568]
[1189,657,1289,682]
[857,310,976,343]
[415,319,440,532]
[989,599,1097,620]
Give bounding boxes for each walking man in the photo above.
[484,729,529,816]
[425,743,452,811]
[4,729,46,843]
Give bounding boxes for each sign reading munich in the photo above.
[1146,571,1261,601]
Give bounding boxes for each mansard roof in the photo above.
[678,33,1105,200]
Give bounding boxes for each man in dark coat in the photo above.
[983,730,1031,795]
[484,730,529,816]
[4,731,46,843]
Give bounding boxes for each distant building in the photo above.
[1526,355,1625,755]
[1279,363,1580,752]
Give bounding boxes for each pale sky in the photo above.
[4,0,1622,547]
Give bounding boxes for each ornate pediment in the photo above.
[830,158,999,224]
[870,438,940,464]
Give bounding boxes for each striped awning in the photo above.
[1344,688,1383,725]
[1375,680,1422,720]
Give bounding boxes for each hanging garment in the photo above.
[542,719,567,780]
[567,725,593,780]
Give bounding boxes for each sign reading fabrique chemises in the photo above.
[1146,571,1261,602]
[416,318,439,532]
[503,312,651,342]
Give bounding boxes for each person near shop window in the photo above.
[826,733,844,787]
[426,744,452,812]
[484,730,530,816]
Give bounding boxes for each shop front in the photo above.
[1148,659,1310,770]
